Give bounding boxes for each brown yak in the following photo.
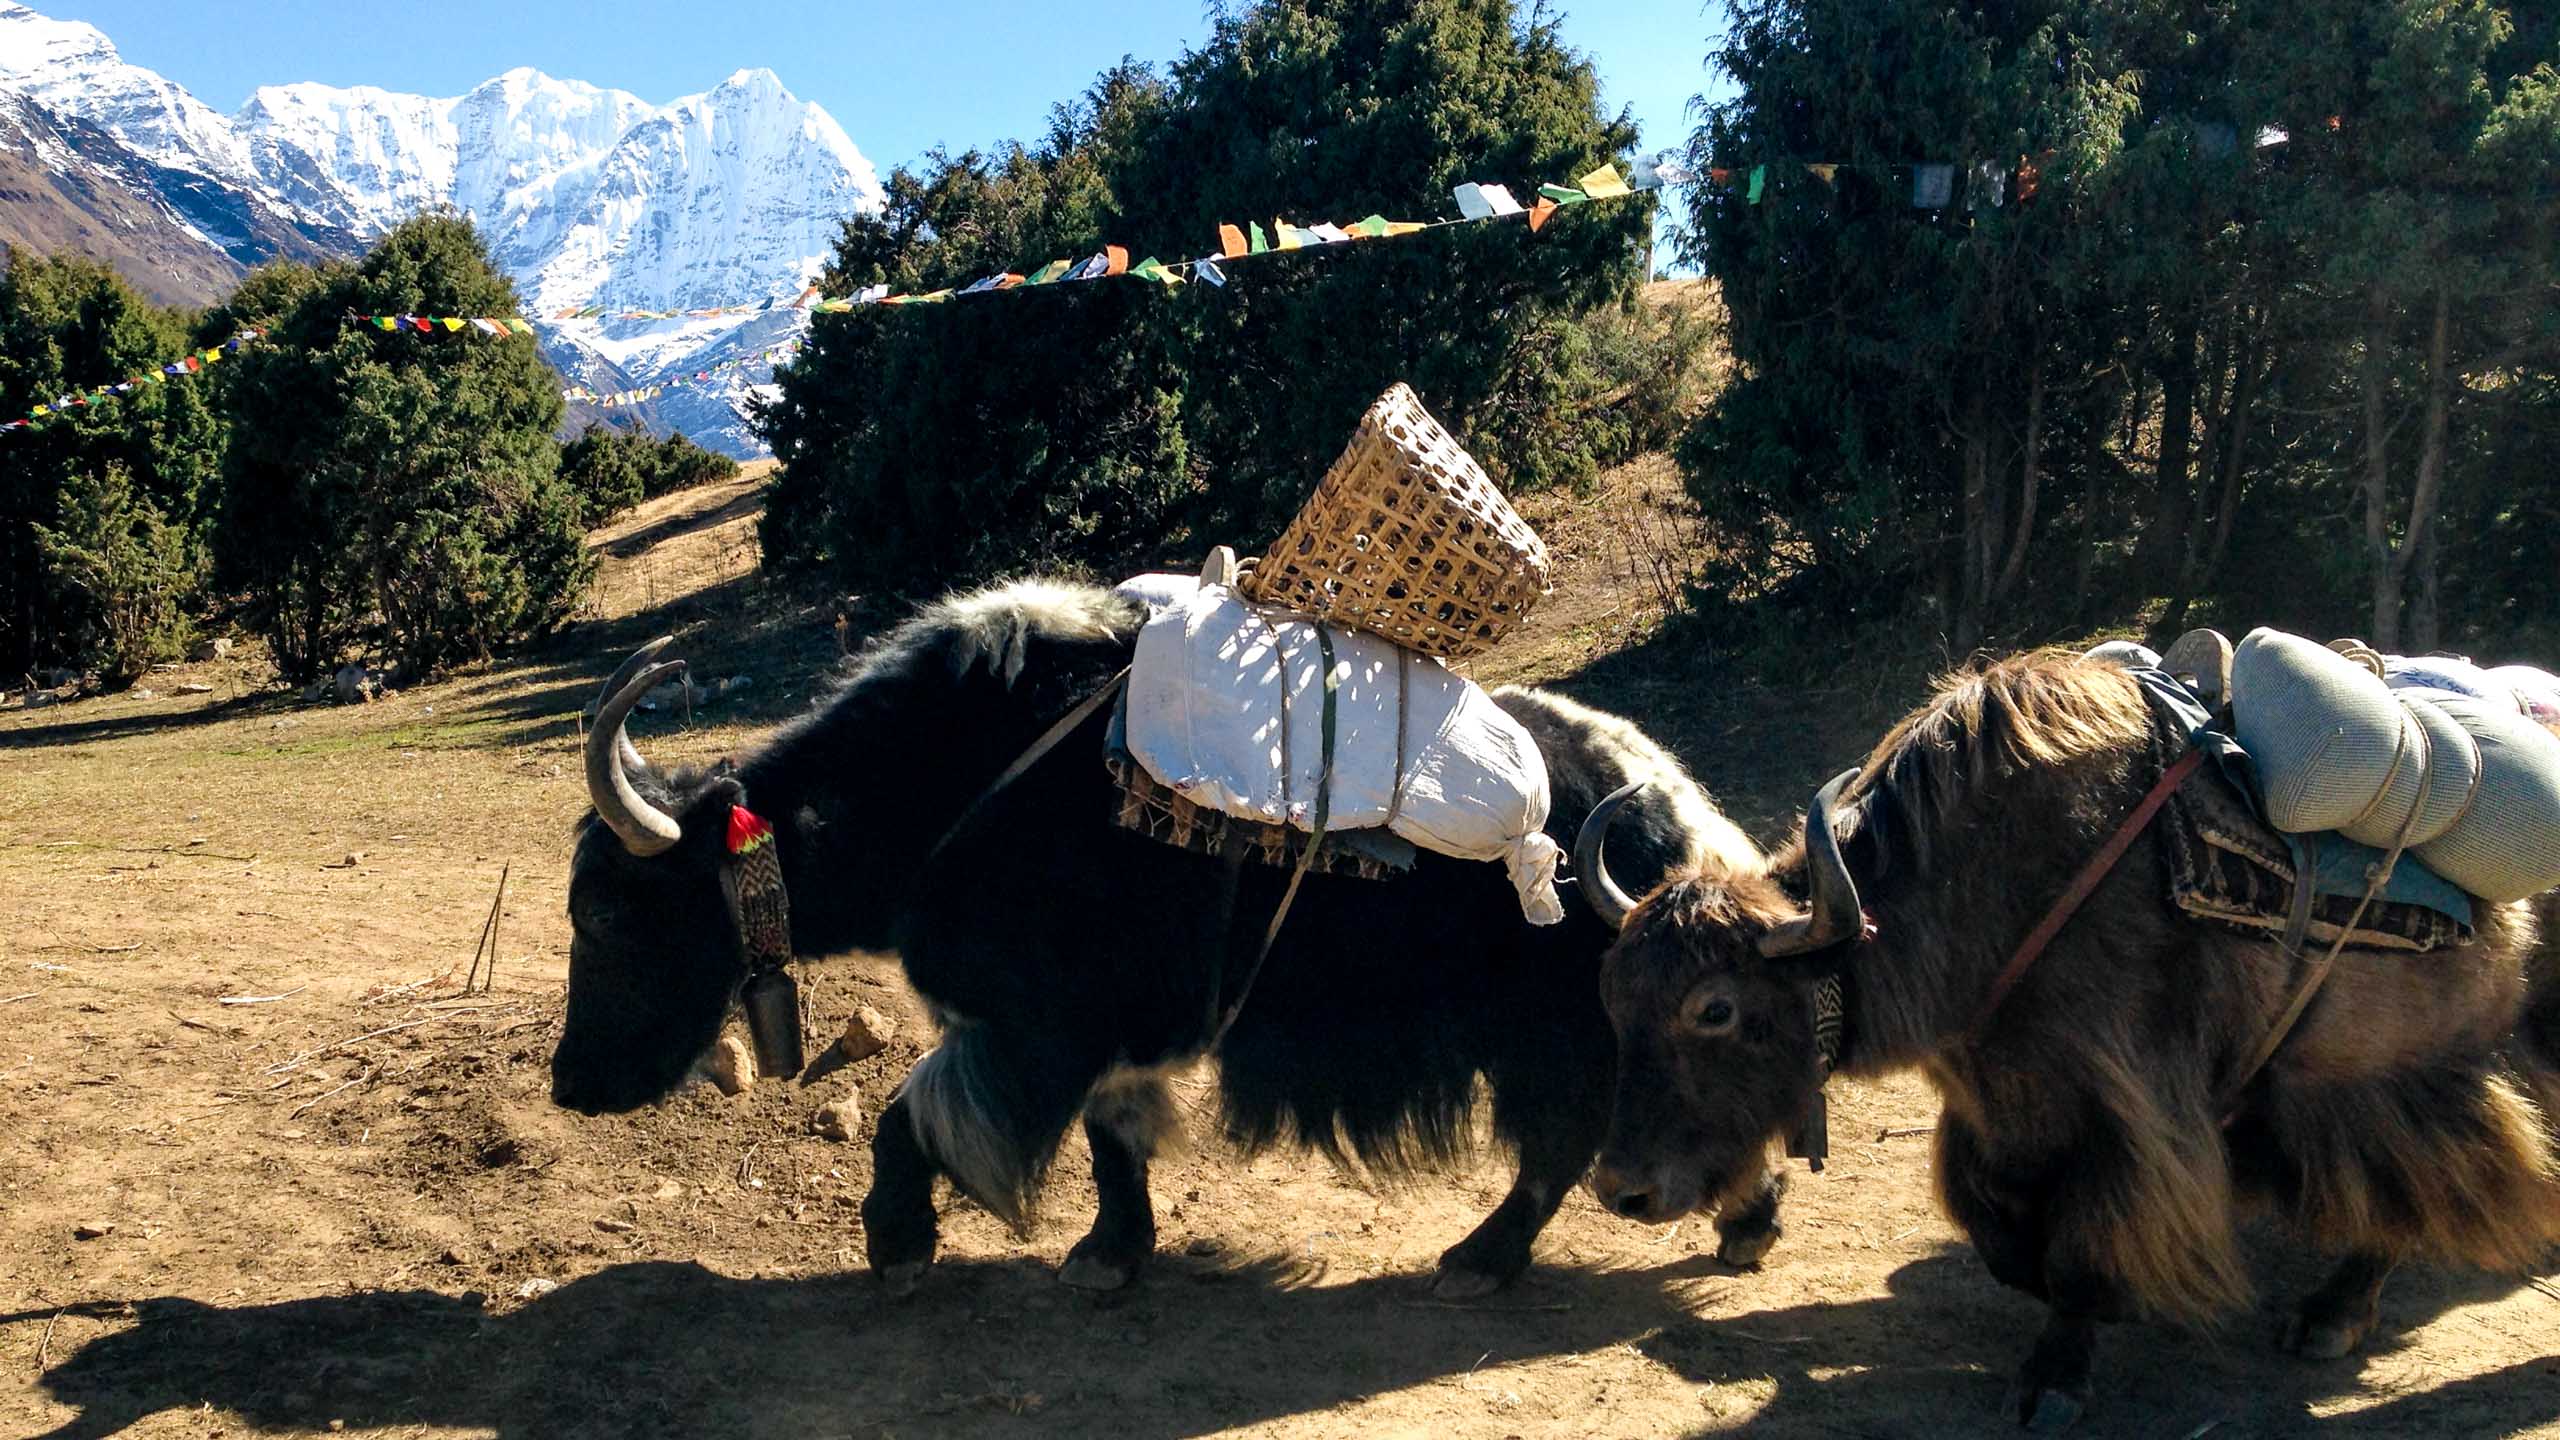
[1572,649,2560,1430]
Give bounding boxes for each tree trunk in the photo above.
[2365,287,2454,650]
[1990,361,2045,607]
[1954,382,1992,652]
[2146,321,2199,578]
[2205,300,2270,576]
[2362,286,2401,649]
[2412,518,2442,653]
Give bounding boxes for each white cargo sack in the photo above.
[2231,627,2560,902]
[1115,571,1563,924]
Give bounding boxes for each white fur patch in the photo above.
[1494,685,1757,871]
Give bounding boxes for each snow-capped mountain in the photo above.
[0,3,881,455]
[0,2,260,186]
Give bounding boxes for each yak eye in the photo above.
[1681,989,1738,1035]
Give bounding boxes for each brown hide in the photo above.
[1597,649,2560,1329]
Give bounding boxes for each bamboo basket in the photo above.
[1238,384,1550,658]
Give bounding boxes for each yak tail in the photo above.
[894,1023,1084,1232]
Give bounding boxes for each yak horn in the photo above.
[1573,781,1649,932]
[1759,769,1865,958]
[586,657,688,856]
[591,636,676,778]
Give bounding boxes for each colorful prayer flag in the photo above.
[1248,221,1271,254]
[1577,164,1631,199]
[508,319,534,336]
[1274,221,1302,251]
[1308,222,1351,244]
[2015,154,2040,201]
[1968,161,2007,210]
[1385,220,1428,236]
[472,318,504,335]
[1066,253,1111,281]
[1528,196,1557,232]
[1911,164,1955,208]
[1807,163,1838,185]
[375,316,397,331]
[1538,183,1586,204]
[1354,214,1390,238]
[1219,224,1248,258]
[1196,256,1228,287]
[1103,245,1129,276]
[1747,165,1767,203]
[1709,168,1732,186]
[1130,257,1183,286]
[1026,260,1070,285]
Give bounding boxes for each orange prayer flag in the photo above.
[1218,224,1247,259]
[1103,245,1129,276]
[1528,196,1557,232]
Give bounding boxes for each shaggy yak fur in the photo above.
[1583,649,2560,1430]
[552,578,1773,1296]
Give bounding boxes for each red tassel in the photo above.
[727,804,774,855]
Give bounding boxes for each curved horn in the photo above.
[1573,781,1649,932]
[590,636,676,777]
[1759,769,1865,958]
[586,658,688,856]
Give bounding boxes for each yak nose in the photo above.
[1589,1161,1662,1222]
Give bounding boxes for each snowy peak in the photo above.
[0,1,256,181]
[0,3,883,455]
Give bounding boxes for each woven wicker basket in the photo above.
[1238,384,1550,658]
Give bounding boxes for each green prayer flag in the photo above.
[1354,214,1390,238]
[1028,259,1071,285]
[1538,183,1587,204]
[1748,165,1767,203]
[1248,222,1271,255]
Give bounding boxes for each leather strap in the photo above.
[922,667,1131,873]
[1974,747,2206,1033]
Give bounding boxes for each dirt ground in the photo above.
[5,467,2555,1440]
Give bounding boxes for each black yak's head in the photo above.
[551,639,750,1114]
[1575,772,1866,1223]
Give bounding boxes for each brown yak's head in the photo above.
[1576,771,1867,1223]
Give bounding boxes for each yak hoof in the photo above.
[876,1261,930,1299]
[1714,1221,1781,1268]
[2003,1382,2086,1433]
[1431,1264,1508,1301]
[2284,1312,2369,1361]
[1059,1252,1141,1292]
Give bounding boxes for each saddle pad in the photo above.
[2160,721,2472,953]
[1104,752,1411,882]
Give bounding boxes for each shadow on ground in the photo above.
[0,689,287,752]
[19,1247,2556,1440]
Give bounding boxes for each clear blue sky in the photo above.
[44,0,1731,183]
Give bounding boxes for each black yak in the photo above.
[552,578,1774,1296]
[1574,649,2560,1429]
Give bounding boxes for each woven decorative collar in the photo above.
[725,803,790,961]
[723,802,804,1077]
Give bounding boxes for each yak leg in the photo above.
[863,1024,1107,1295]
[1710,1159,1789,1268]
[1435,1088,1606,1299]
[862,1090,941,1297]
[2287,1250,2397,1360]
[1939,1113,2103,1431]
[1937,1115,2049,1301]
[1061,1069,1181,1292]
